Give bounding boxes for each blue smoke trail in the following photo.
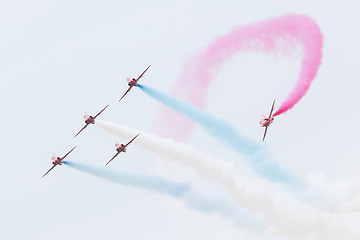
[63,161,188,197]
[139,84,259,155]
[63,161,266,230]
[138,84,302,185]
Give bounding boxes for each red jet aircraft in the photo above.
[74,104,109,138]
[41,146,77,178]
[260,100,275,141]
[119,66,151,102]
[106,133,140,166]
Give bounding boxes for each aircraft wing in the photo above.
[262,126,269,141]
[268,100,275,119]
[74,124,89,138]
[41,165,56,178]
[105,152,120,166]
[136,65,151,82]
[61,146,77,159]
[94,104,109,118]
[119,86,132,102]
[125,133,140,147]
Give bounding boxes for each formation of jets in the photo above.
[42,66,150,178]
[42,64,277,177]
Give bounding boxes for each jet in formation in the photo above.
[42,146,77,178]
[106,133,140,166]
[74,104,109,138]
[119,66,151,102]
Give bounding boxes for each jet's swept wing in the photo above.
[41,165,56,178]
[119,86,133,102]
[262,126,269,141]
[125,133,140,147]
[105,152,120,166]
[74,124,89,138]
[135,65,151,82]
[61,146,77,160]
[94,104,109,118]
[268,100,275,119]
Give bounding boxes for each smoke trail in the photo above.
[138,84,299,184]
[157,14,323,140]
[140,84,259,154]
[96,120,360,240]
[183,189,267,232]
[63,161,188,197]
[63,160,266,231]
[272,16,323,116]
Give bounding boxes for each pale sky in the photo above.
[1,0,360,239]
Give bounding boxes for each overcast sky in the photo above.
[1,0,359,239]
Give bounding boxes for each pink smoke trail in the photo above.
[157,14,323,140]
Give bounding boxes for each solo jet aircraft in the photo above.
[260,100,275,141]
[41,146,77,178]
[106,133,140,166]
[74,104,109,138]
[118,66,151,102]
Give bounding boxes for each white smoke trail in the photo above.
[64,160,264,230]
[96,119,360,240]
